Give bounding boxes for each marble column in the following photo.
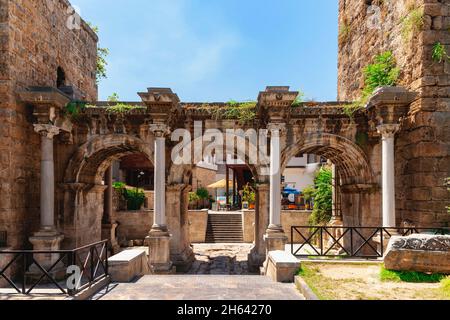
[29,124,64,270]
[146,124,174,274]
[264,123,288,253]
[377,124,400,229]
[166,184,194,272]
[102,167,119,254]
[248,183,270,272]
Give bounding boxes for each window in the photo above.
[57,67,66,88]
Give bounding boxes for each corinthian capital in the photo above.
[33,124,60,139]
[149,123,171,138]
[377,124,400,139]
[267,122,287,137]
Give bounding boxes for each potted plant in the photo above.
[302,186,315,211]
[124,187,146,211]
[242,184,256,210]
[196,188,210,209]
[189,192,200,210]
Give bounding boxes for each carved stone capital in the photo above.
[150,123,171,138]
[33,124,61,139]
[267,123,287,137]
[377,124,400,139]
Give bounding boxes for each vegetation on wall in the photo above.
[208,100,257,124]
[432,42,450,63]
[338,23,352,47]
[64,100,87,119]
[291,91,305,108]
[87,22,109,83]
[401,5,425,42]
[307,166,333,226]
[343,51,400,118]
[85,93,146,114]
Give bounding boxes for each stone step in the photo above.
[206,213,244,244]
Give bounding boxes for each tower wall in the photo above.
[0,0,98,249]
[338,0,450,226]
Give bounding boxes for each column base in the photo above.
[171,246,195,273]
[146,229,175,274]
[28,231,65,282]
[264,227,288,252]
[248,245,266,273]
[102,222,120,255]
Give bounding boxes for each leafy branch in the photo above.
[343,51,400,118]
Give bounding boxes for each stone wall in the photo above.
[0,0,97,249]
[188,210,209,243]
[112,210,154,243]
[338,0,450,227]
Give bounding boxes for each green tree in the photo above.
[308,166,333,225]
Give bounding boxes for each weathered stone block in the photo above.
[265,251,300,283]
[384,234,450,274]
[108,248,149,283]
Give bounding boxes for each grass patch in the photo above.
[298,265,328,300]
[380,266,446,283]
[441,277,450,299]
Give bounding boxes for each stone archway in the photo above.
[281,133,378,227]
[167,133,271,272]
[60,134,155,248]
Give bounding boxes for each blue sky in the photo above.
[73,0,339,102]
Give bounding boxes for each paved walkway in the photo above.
[92,244,304,300]
[93,275,304,300]
[187,244,256,275]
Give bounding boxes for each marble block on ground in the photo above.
[108,249,149,282]
[265,250,300,283]
[384,234,450,274]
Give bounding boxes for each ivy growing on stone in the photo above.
[432,42,450,64]
[401,5,424,42]
[87,22,109,83]
[207,100,257,124]
[64,100,87,120]
[343,51,400,118]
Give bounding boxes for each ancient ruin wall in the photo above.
[338,0,450,226]
[0,0,98,248]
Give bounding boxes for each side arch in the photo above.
[281,133,375,186]
[64,134,155,185]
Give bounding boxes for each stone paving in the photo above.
[186,244,257,275]
[93,275,304,300]
[92,244,304,300]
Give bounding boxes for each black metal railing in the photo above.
[0,231,6,248]
[0,240,109,296]
[291,226,449,259]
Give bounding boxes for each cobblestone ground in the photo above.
[186,244,257,275]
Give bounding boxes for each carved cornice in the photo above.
[366,86,417,126]
[258,86,298,123]
[391,235,450,252]
[18,87,71,124]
